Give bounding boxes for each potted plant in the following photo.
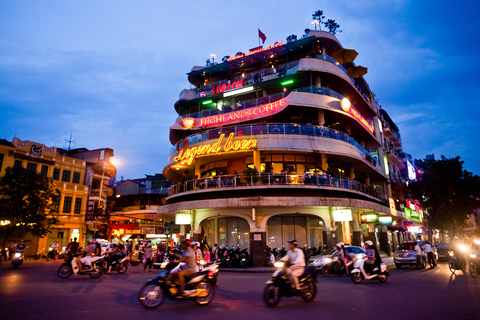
[243,167,260,185]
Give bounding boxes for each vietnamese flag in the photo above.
[258,28,266,44]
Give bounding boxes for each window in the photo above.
[62,170,71,182]
[0,153,4,172]
[53,168,60,180]
[72,172,81,184]
[27,162,37,172]
[63,196,72,213]
[74,198,82,214]
[14,160,23,169]
[53,197,60,212]
[41,165,48,177]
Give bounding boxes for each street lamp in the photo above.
[210,54,216,64]
[311,20,319,30]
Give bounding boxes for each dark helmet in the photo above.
[288,239,298,247]
[182,239,192,246]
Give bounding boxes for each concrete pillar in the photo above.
[322,44,326,58]
[343,222,351,245]
[315,75,321,88]
[348,165,355,180]
[194,161,201,179]
[365,173,370,186]
[253,150,261,173]
[318,109,325,127]
[321,154,328,171]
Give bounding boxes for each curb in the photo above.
[219,263,396,273]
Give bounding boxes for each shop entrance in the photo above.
[267,215,325,250]
[200,216,250,251]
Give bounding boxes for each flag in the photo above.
[258,28,266,44]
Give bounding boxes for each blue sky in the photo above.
[1,0,479,179]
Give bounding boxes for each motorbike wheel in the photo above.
[12,263,20,269]
[207,274,218,286]
[449,260,456,274]
[470,263,477,278]
[138,283,165,309]
[89,264,103,278]
[46,255,51,261]
[117,262,128,274]
[58,253,64,259]
[378,275,387,283]
[301,280,317,302]
[321,267,330,277]
[34,254,41,260]
[263,284,281,307]
[57,264,73,279]
[194,282,215,305]
[461,261,467,273]
[351,272,362,284]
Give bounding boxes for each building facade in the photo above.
[159,29,414,265]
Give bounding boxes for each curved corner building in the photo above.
[159,30,400,266]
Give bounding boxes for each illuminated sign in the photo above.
[361,214,378,223]
[341,98,351,112]
[112,229,125,237]
[227,41,285,62]
[407,161,416,180]
[338,98,374,134]
[1,220,11,226]
[176,213,192,225]
[199,98,287,127]
[181,117,196,129]
[404,208,422,222]
[175,132,257,165]
[212,80,243,95]
[333,209,353,222]
[389,198,397,216]
[379,216,393,226]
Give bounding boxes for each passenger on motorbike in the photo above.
[333,243,344,270]
[280,239,305,294]
[175,239,196,297]
[78,240,96,273]
[364,240,381,275]
[105,243,121,274]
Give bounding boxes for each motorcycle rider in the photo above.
[364,240,381,275]
[175,239,196,297]
[280,239,305,294]
[16,240,26,252]
[78,239,96,273]
[334,242,344,271]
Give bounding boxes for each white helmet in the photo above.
[365,240,373,246]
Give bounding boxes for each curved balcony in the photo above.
[169,123,378,166]
[168,173,385,202]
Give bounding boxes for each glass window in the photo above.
[0,153,4,172]
[62,170,71,182]
[72,172,81,184]
[41,165,48,177]
[267,215,307,248]
[217,217,250,250]
[63,196,72,213]
[14,160,23,169]
[27,162,37,172]
[218,218,227,247]
[53,168,60,180]
[74,198,82,214]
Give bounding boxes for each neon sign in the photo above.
[211,80,243,95]
[340,98,374,134]
[227,41,285,62]
[199,98,287,127]
[175,133,257,165]
[112,229,125,237]
[181,117,196,129]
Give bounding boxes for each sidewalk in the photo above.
[219,256,395,273]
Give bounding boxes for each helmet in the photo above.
[365,240,373,246]
[20,240,25,243]
[287,239,298,247]
[336,242,342,248]
[182,239,192,246]
[339,242,344,246]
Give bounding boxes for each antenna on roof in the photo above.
[64,131,76,150]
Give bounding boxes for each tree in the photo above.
[324,19,342,35]
[0,167,60,248]
[408,156,480,239]
[312,10,325,30]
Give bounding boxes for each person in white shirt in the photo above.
[422,241,435,268]
[267,251,275,267]
[51,241,59,260]
[280,239,305,293]
[414,243,423,269]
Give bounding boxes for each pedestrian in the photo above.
[422,241,435,268]
[126,240,133,260]
[143,242,153,272]
[202,244,211,263]
[414,242,423,269]
[51,241,59,260]
[138,242,144,261]
[212,244,219,263]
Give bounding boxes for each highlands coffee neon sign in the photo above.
[175,133,257,165]
[199,98,287,128]
[227,41,285,62]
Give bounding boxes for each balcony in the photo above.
[168,173,385,202]
[170,123,378,166]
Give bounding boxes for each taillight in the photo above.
[208,270,215,277]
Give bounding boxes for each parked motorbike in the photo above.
[138,261,215,309]
[240,249,249,269]
[57,253,104,279]
[45,247,56,261]
[351,254,389,284]
[263,261,317,307]
[320,256,355,277]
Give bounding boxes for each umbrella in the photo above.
[347,66,368,78]
[330,48,358,64]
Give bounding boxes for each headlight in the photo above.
[14,253,21,258]
[323,258,332,264]
[199,260,206,265]
[470,254,477,259]
[49,248,53,251]
[274,261,284,268]
[448,251,454,256]
[458,244,468,253]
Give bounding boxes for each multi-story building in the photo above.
[0,138,89,256]
[159,29,411,265]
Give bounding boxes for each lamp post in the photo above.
[311,20,319,30]
[210,54,216,64]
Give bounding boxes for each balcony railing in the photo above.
[170,123,378,166]
[168,173,385,201]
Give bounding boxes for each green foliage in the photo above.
[243,167,259,177]
[312,10,325,21]
[324,19,342,35]
[0,167,60,242]
[408,156,480,233]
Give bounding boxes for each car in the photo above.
[394,241,437,269]
[101,242,115,254]
[307,246,366,272]
[435,243,452,261]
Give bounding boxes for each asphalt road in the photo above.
[0,260,479,320]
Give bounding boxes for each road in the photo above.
[0,260,479,320]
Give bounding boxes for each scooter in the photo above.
[57,253,104,279]
[448,247,467,275]
[320,256,355,277]
[138,261,215,309]
[351,254,389,284]
[103,254,129,274]
[263,261,317,307]
[11,249,27,269]
[198,260,219,286]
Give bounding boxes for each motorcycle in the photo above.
[320,256,355,277]
[448,247,467,275]
[102,253,128,274]
[198,260,219,286]
[46,247,56,261]
[263,261,317,307]
[12,249,28,269]
[469,253,480,278]
[57,253,104,279]
[240,249,249,269]
[138,261,215,309]
[351,254,389,284]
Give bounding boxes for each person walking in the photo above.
[51,241,59,260]
[126,240,133,260]
[414,242,423,269]
[212,244,219,263]
[143,243,153,272]
[422,241,435,268]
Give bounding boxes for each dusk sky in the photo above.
[1,1,479,180]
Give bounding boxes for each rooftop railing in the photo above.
[169,122,378,166]
[168,172,385,201]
